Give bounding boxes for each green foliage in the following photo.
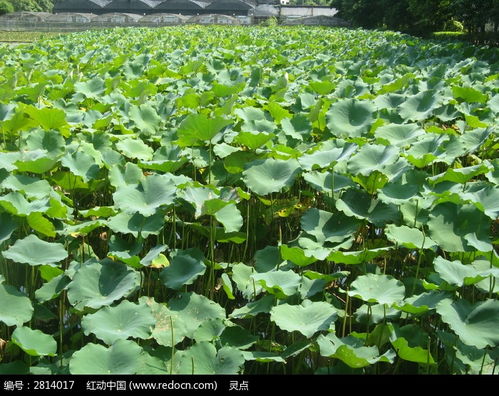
[0,26,497,375]
[331,0,498,38]
[7,0,53,12]
[0,0,14,15]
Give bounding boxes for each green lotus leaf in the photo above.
[434,256,487,287]
[160,249,206,290]
[327,247,391,265]
[141,297,188,347]
[129,104,162,135]
[11,327,57,357]
[472,259,499,295]
[270,300,338,338]
[317,333,395,368]
[299,142,357,171]
[229,295,275,319]
[399,90,442,121]
[220,272,235,300]
[348,274,405,305]
[113,174,176,216]
[0,212,17,243]
[27,213,56,237]
[281,340,313,359]
[281,114,311,141]
[82,300,155,345]
[168,292,226,338]
[280,244,317,267]
[300,208,360,244]
[375,123,424,146]
[452,86,488,104]
[234,131,274,149]
[173,343,244,374]
[180,186,219,218]
[299,92,316,108]
[303,171,354,193]
[0,283,33,326]
[267,101,292,123]
[107,211,165,237]
[139,156,187,173]
[241,351,286,363]
[374,92,406,110]
[213,142,241,158]
[429,164,492,185]
[35,275,71,303]
[354,303,401,325]
[69,340,142,374]
[464,185,499,220]
[405,135,447,168]
[252,270,301,299]
[326,99,375,138]
[0,192,50,216]
[63,220,106,238]
[176,113,231,146]
[378,73,415,94]
[231,262,264,298]
[67,259,140,310]
[243,158,300,196]
[3,234,67,267]
[202,196,232,217]
[0,103,15,121]
[234,107,276,134]
[384,224,437,249]
[336,188,400,226]
[454,341,497,375]
[220,326,258,350]
[14,150,58,174]
[254,245,285,273]
[79,206,117,219]
[428,203,492,252]
[0,152,19,172]
[140,245,168,267]
[50,171,88,191]
[215,203,243,233]
[437,298,499,349]
[109,162,144,189]
[347,144,399,176]
[74,77,106,99]
[192,319,226,343]
[226,142,263,168]
[136,346,171,375]
[61,151,100,182]
[484,159,499,185]
[1,174,52,199]
[389,324,435,365]
[116,138,154,161]
[24,106,69,134]
[394,291,450,314]
[378,169,427,204]
[309,80,335,95]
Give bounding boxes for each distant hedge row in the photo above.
[331,0,499,38]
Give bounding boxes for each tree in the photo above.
[7,0,53,12]
[451,0,497,33]
[407,0,452,33]
[381,0,411,33]
[330,0,455,35]
[0,0,14,15]
[330,0,384,29]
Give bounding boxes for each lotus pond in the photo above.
[0,26,498,375]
